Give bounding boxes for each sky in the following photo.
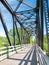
[0,0,48,37]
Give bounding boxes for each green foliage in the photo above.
[8,29,13,36]
[30,36,33,44]
[44,43,48,51]
[0,28,36,47]
[43,35,48,52]
[0,36,8,47]
[8,28,24,45]
[30,36,36,44]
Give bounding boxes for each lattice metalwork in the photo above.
[0,0,49,53]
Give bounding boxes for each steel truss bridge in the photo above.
[0,0,49,65]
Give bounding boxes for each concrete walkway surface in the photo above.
[0,45,37,65]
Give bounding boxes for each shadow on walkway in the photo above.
[8,45,37,65]
[30,46,37,65]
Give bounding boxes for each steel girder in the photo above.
[0,11,12,46]
[12,16,16,46]
[0,0,45,48]
[43,0,49,53]
[36,0,44,50]
[0,0,36,46]
[36,0,41,46]
[40,0,44,50]
[16,9,35,15]
[14,16,21,45]
[0,0,29,34]
[17,0,34,8]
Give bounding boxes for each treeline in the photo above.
[0,32,48,55]
[0,28,33,47]
[0,36,8,47]
[0,28,48,51]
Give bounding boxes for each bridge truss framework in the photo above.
[0,0,49,53]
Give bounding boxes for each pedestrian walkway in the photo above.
[0,45,37,65]
[0,44,49,65]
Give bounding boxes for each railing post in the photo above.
[7,45,9,58]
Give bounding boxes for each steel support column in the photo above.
[36,0,41,46]
[0,11,12,46]
[14,19,21,45]
[20,26,23,44]
[44,0,49,54]
[40,0,43,50]
[12,16,16,46]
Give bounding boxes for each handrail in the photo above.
[0,44,27,61]
[36,45,47,65]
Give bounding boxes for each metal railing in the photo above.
[36,45,47,65]
[0,44,27,61]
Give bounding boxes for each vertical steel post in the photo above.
[14,20,21,45]
[12,16,16,46]
[40,0,43,50]
[44,0,49,54]
[36,0,41,46]
[21,26,23,44]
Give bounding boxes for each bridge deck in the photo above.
[0,45,37,65]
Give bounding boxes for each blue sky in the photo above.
[0,0,48,37]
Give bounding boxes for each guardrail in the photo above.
[36,45,47,65]
[0,44,27,61]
